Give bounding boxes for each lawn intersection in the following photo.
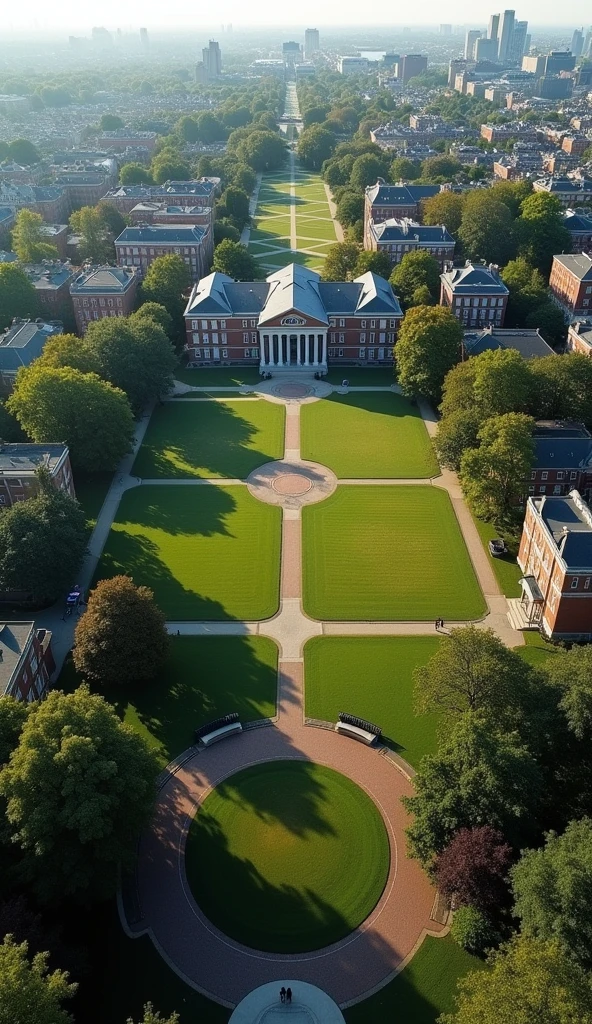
[80,369,519,1019]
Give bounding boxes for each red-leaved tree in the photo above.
[434,825,512,911]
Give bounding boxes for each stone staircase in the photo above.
[507,598,540,631]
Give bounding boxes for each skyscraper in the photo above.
[571,28,584,56]
[140,27,149,50]
[510,20,528,59]
[202,40,222,79]
[465,29,482,59]
[488,13,500,41]
[497,10,516,61]
[304,28,320,59]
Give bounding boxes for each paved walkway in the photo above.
[119,375,522,1009]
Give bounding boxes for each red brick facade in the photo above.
[549,253,592,316]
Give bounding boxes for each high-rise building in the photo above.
[91,26,113,48]
[440,24,452,34]
[399,54,428,83]
[497,10,516,61]
[202,40,222,79]
[475,37,499,61]
[465,29,482,59]
[543,50,576,75]
[140,27,149,49]
[488,13,500,41]
[282,41,302,65]
[510,20,528,59]
[571,28,584,56]
[304,28,320,59]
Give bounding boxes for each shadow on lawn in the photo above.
[113,485,237,537]
[134,401,281,480]
[324,390,422,421]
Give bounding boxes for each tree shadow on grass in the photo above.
[112,484,237,537]
[324,390,422,421]
[133,401,284,480]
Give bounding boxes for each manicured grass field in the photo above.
[325,368,396,386]
[248,166,337,274]
[304,636,441,768]
[473,516,522,598]
[60,635,278,767]
[185,761,390,952]
[96,485,281,620]
[174,367,261,387]
[74,471,113,528]
[302,487,486,621]
[132,400,285,479]
[301,392,438,479]
[516,630,560,668]
[345,935,485,1024]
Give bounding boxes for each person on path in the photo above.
[286,988,292,1004]
[435,619,439,631]
[280,987,286,1004]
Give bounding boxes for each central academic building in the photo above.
[183,264,403,370]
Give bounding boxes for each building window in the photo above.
[329,317,336,326]
[338,349,344,357]
[585,578,590,590]
[339,318,345,327]
[556,471,564,480]
[243,333,249,343]
[530,471,536,480]
[360,333,366,343]
[250,320,257,327]
[379,319,386,329]
[389,319,396,328]
[553,485,562,494]
[370,320,376,328]
[221,349,228,359]
[528,485,535,494]
[361,320,366,328]
[252,333,257,343]
[339,333,344,344]
[211,320,218,329]
[570,471,577,480]
[541,471,548,480]
[359,348,366,359]
[242,320,247,327]
[370,333,375,343]
[571,577,579,589]
[539,485,546,493]
[221,320,226,329]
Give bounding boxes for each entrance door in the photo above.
[289,335,298,365]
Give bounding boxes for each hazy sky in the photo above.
[6,0,592,30]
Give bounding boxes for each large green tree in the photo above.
[0,935,76,1024]
[119,163,155,185]
[458,191,516,265]
[517,192,572,275]
[84,315,176,413]
[405,713,541,868]
[471,348,533,417]
[212,240,258,280]
[395,306,462,401]
[36,333,101,375]
[529,353,592,425]
[236,131,285,172]
[297,126,337,170]
[434,408,481,471]
[354,250,391,279]
[349,153,388,190]
[0,264,39,331]
[414,625,532,723]
[0,698,28,768]
[501,257,548,326]
[7,139,40,165]
[140,254,191,349]
[321,242,360,282]
[0,481,87,606]
[460,412,535,523]
[541,645,592,740]
[440,937,592,1024]
[0,687,160,903]
[69,206,112,264]
[390,156,421,181]
[73,576,169,688]
[8,366,134,472]
[11,209,58,263]
[150,150,191,184]
[390,250,441,309]
[421,191,466,234]
[335,191,364,228]
[512,818,592,969]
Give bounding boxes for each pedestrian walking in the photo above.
[286,988,292,1004]
[435,619,439,631]
[440,618,445,630]
[280,987,286,1003]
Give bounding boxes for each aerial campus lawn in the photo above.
[132,399,285,479]
[96,484,281,620]
[248,166,336,274]
[300,392,439,479]
[174,367,262,387]
[302,486,486,621]
[61,635,278,767]
[185,761,390,953]
[305,636,442,769]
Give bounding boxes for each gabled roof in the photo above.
[114,225,206,244]
[0,321,62,371]
[563,210,592,232]
[463,327,554,359]
[352,271,403,315]
[184,273,269,317]
[70,265,139,294]
[259,264,328,326]
[441,262,509,296]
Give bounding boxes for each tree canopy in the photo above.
[140,254,191,349]
[460,413,535,523]
[0,264,39,331]
[119,163,155,185]
[8,365,134,472]
[0,686,160,903]
[354,249,391,279]
[73,576,169,688]
[83,314,176,413]
[11,209,59,263]
[435,826,512,912]
[390,250,441,309]
[395,305,462,401]
[69,206,112,264]
[321,242,360,282]
[297,125,337,170]
[0,935,76,1024]
[458,191,515,266]
[212,239,258,280]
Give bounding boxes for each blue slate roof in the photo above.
[537,494,592,568]
[115,225,206,244]
[464,328,553,359]
[366,181,440,207]
[441,263,509,296]
[0,320,62,372]
[373,219,454,243]
[534,437,592,470]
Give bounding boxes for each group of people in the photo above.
[279,986,293,1004]
[434,617,445,631]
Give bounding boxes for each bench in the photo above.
[335,722,377,746]
[200,721,243,746]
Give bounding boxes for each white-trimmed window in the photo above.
[571,577,579,589]
[541,471,548,480]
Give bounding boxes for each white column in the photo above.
[268,337,274,366]
[277,336,284,366]
[260,337,267,368]
[304,337,310,367]
[322,334,327,367]
[314,336,320,366]
[297,336,302,366]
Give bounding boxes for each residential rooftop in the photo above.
[22,261,77,290]
[441,262,509,295]
[372,219,455,243]
[534,490,592,569]
[0,442,69,476]
[115,225,207,244]
[552,252,592,281]
[0,319,63,372]
[0,622,34,696]
[463,326,554,359]
[70,265,140,293]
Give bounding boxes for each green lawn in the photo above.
[132,400,285,479]
[174,367,261,387]
[59,635,278,767]
[302,487,486,621]
[74,471,113,528]
[473,516,522,598]
[185,761,390,953]
[345,935,485,1024]
[304,636,441,768]
[96,485,281,620]
[325,368,396,386]
[517,629,560,668]
[301,392,438,479]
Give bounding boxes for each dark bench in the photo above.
[196,713,243,747]
[335,712,381,746]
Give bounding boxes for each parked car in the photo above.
[488,538,507,557]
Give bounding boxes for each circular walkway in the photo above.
[247,460,337,509]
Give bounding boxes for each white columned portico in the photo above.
[277,336,284,366]
[322,334,328,367]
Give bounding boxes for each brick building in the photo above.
[183,263,403,369]
[0,443,75,508]
[39,223,69,258]
[0,183,69,223]
[366,218,455,267]
[528,424,592,500]
[364,181,440,244]
[127,202,213,232]
[97,129,158,153]
[55,172,113,212]
[517,490,592,640]
[562,210,592,254]
[0,319,63,391]
[549,253,592,317]
[440,261,509,328]
[114,224,212,282]
[21,262,77,320]
[567,319,592,355]
[70,265,141,334]
[0,623,54,702]
[100,179,218,215]
[463,326,554,359]
[533,176,592,208]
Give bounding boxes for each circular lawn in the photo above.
[185,760,390,953]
